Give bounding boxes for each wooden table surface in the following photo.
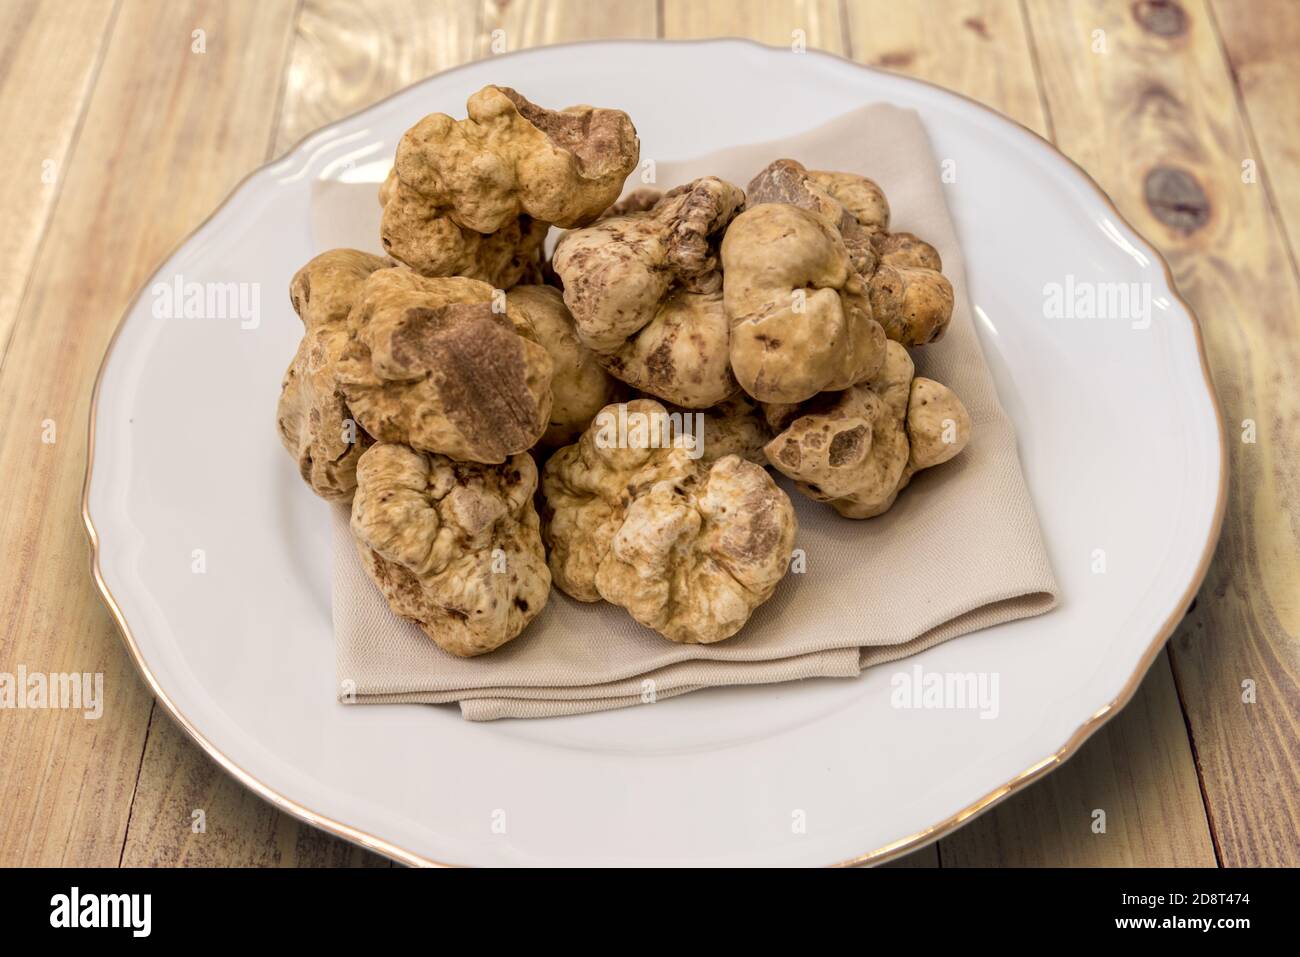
[1,0,1296,868]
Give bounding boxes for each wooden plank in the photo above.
[120,708,385,866]
[0,0,298,866]
[662,0,845,49]
[0,0,121,363]
[846,0,1217,866]
[1025,0,1300,867]
[274,0,483,156]
[483,0,657,46]
[941,655,1216,865]
[275,0,658,155]
[844,0,1047,134]
[1211,0,1300,265]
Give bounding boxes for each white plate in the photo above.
[84,40,1225,866]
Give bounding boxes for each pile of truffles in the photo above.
[278,86,972,657]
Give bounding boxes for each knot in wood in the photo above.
[1144,166,1210,233]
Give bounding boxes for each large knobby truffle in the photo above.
[806,163,954,346]
[722,201,886,404]
[764,340,972,518]
[277,248,391,501]
[392,85,640,234]
[379,168,549,287]
[552,177,744,408]
[542,399,797,643]
[350,443,550,656]
[335,268,554,463]
[745,159,953,347]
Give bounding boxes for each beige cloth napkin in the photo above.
[327,103,1059,720]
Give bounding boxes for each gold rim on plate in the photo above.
[81,39,1228,868]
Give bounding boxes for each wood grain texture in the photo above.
[0,0,120,363]
[846,0,1217,868]
[483,0,657,45]
[275,0,483,155]
[844,0,1048,134]
[1026,0,1300,866]
[1211,0,1300,267]
[0,0,298,866]
[121,709,386,866]
[662,0,845,48]
[941,655,1216,865]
